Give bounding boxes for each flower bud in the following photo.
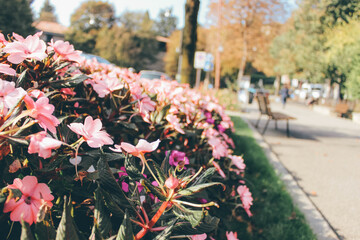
[165,175,179,189]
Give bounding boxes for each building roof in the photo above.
[33,21,68,36]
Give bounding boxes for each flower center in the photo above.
[24,196,31,205]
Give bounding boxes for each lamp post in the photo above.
[214,0,222,89]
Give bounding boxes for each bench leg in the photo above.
[286,119,290,137]
[255,114,261,128]
[262,117,270,135]
[275,120,278,129]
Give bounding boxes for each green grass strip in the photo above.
[227,116,316,240]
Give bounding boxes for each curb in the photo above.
[227,111,340,240]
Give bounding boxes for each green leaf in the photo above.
[161,151,172,174]
[153,219,177,240]
[151,161,166,185]
[177,182,224,197]
[140,179,167,201]
[34,220,56,240]
[155,104,171,124]
[173,205,203,228]
[49,74,89,89]
[116,210,134,240]
[16,69,28,88]
[54,62,71,71]
[97,155,129,208]
[89,223,104,240]
[101,190,125,218]
[190,168,216,186]
[173,215,220,235]
[94,187,112,238]
[55,196,80,240]
[21,219,35,240]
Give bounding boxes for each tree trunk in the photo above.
[181,0,200,87]
[237,28,247,88]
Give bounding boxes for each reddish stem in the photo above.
[135,201,169,240]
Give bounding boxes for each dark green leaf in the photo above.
[140,179,167,202]
[97,155,129,208]
[94,188,112,238]
[161,151,172,174]
[16,69,28,88]
[89,223,104,240]
[116,210,134,240]
[190,168,216,186]
[34,220,56,240]
[49,74,89,89]
[55,196,80,240]
[101,190,125,217]
[21,219,35,240]
[173,215,220,235]
[55,62,71,71]
[155,104,171,124]
[177,182,224,197]
[151,161,166,185]
[153,219,177,240]
[173,205,203,228]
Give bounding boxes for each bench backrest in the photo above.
[335,103,349,114]
[256,93,272,116]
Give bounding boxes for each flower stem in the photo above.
[135,201,168,240]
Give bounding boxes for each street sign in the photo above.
[204,53,214,72]
[194,51,207,69]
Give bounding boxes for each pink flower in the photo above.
[3,33,47,64]
[136,94,156,118]
[0,32,8,46]
[226,231,239,240]
[60,88,76,96]
[120,139,160,158]
[165,175,179,189]
[166,114,185,134]
[212,161,226,178]
[229,155,246,172]
[208,137,228,159]
[0,63,16,76]
[91,74,124,98]
[28,131,62,158]
[0,79,26,115]
[68,116,113,148]
[191,233,207,240]
[3,176,54,225]
[48,39,83,63]
[24,95,60,134]
[237,185,253,217]
[169,150,189,168]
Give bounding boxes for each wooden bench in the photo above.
[334,102,349,117]
[255,93,296,137]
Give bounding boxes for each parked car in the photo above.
[299,83,324,99]
[139,70,172,81]
[80,53,112,65]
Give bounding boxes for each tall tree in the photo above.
[181,0,200,86]
[119,10,155,34]
[0,0,35,36]
[155,8,178,37]
[208,0,285,86]
[95,25,157,70]
[39,0,57,22]
[66,0,115,53]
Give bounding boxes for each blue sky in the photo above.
[32,0,297,28]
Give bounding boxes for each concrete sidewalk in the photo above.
[229,98,360,240]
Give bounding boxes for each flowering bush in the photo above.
[0,32,252,240]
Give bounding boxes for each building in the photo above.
[32,21,67,42]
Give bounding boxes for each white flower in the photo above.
[69,156,82,166]
[87,165,95,173]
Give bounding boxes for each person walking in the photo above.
[280,84,290,108]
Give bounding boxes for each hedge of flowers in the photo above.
[0,32,252,240]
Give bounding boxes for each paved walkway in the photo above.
[234,98,360,240]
